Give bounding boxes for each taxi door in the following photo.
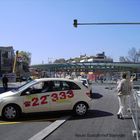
[21,81,51,113]
[49,80,75,111]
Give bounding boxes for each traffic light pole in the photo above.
[73,19,140,28]
[12,50,18,73]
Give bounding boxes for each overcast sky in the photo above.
[0,0,140,64]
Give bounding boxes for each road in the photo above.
[45,84,135,140]
[0,83,136,140]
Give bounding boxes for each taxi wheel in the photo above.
[2,104,21,120]
[73,102,88,116]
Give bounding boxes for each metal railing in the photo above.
[131,89,140,140]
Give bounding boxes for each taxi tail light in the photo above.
[86,92,91,98]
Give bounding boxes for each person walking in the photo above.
[117,72,133,119]
[2,75,9,91]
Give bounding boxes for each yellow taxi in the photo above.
[0,78,92,120]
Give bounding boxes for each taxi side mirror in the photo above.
[25,91,30,95]
[21,91,31,96]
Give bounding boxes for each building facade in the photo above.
[0,46,15,75]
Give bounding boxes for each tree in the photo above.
[18,51,31,72]
[119,47,140,63]
[54,58,66,64]
[128,47,139,62]
[73,57,81,62]
[119,56,130,62]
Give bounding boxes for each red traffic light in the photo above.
[73,19,78,28]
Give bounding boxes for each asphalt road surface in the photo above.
[0,84,136,140]
[45,84,135,140]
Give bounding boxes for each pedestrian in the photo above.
[117,72,133,119]
[2,75,9,91]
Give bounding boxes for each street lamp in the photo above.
[73,19,140,28]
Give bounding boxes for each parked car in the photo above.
[0,78,92,120]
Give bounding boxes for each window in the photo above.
[41,81,55,92]
[49,81,70,91]
[67,81,81,90]
[21,82,44,95]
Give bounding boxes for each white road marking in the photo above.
[28,116,70,140]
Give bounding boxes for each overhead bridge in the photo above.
[31,62,140,73]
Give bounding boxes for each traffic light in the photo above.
[73,19,78,28]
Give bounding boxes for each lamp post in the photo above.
[73,19,140,28]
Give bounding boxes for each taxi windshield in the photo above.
[14,80,37,92]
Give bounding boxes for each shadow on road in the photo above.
[70,110,113,120]
[91,92,103,99]
[105,86,115,90]
[0,111,72,122]
[0,110,113,122]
